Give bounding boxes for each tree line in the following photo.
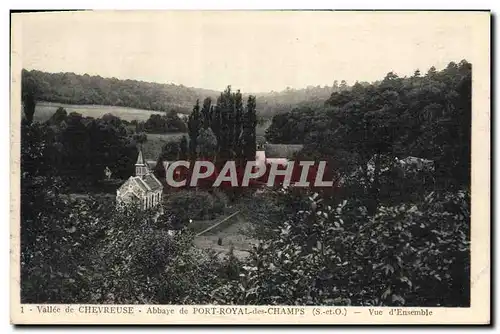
[22,109,140,191]
[256,80,355,117]
[21,69,220,114]
[155,86,258,182]
[266,61,471,207]
[132,111,187,134]
[22,69,361,120]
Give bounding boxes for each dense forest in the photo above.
[140,111,187,134]
[22,69,350,118]
[256,79,359,117]
[20,61,471,307]
[22,69,219,114]
[22,108,140,191]
[267,61,471,189]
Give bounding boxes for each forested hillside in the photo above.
[21,69,220,114]
[22,69,353,118]
[266,61,471,190]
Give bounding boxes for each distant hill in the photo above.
[254,81,369,118]
[22,69,351,119]
[22,69,220,115]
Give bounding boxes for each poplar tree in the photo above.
[201,97,212,129]
[187,100,202,160]
[179,135,188,160]
[243,95,257,162]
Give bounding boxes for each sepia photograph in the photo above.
[10,10,490,324]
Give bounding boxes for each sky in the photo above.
[14,11,486,93]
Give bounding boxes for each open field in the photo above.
[33,101,169,123]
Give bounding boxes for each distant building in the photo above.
[116,150,163,210]
[255,149,288,168]
[256,143,304,167]
[157,143,306,188]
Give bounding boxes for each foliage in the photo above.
[187,100,202,160]
[21,186,113,302]
[187,86,258,167]
[132,132,148,146]
[20,173,233,304]
[47,107,68,126]
[266,106,332,144]
[22,69,217,114]
[22,70,44,125]
[197,128,218,159]
[265,61,472,191]
[86,205,197,304]
[238,189,308,240]
[22,112,139,190]
[23,69,370,120]
[164,190,228,223]
[231,189,470,306]
[144,111,187,134]
[257,83,351,118]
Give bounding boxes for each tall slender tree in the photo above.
[179,135,188,160]
[187,100,202,160]
[201,97,212,129]
[22,71,39,125]
[243,95,257,162]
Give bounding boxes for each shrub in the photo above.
[164,190,227,222]
[229,189,470,306]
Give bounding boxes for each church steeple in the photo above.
[136,149,144,165]
[135,149,148,177]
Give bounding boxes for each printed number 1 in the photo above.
[21,306,24,313]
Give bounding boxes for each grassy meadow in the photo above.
[34,101,169,123]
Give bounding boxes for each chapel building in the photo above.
[116,150,163,210]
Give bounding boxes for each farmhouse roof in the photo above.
[266,158,289,165]
[265,144,304,159]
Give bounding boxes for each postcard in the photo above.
[10,10,490,325]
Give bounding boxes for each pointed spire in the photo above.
[136,149,145,165]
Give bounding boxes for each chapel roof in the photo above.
[132,176,149,192]
[142,174,163,191]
